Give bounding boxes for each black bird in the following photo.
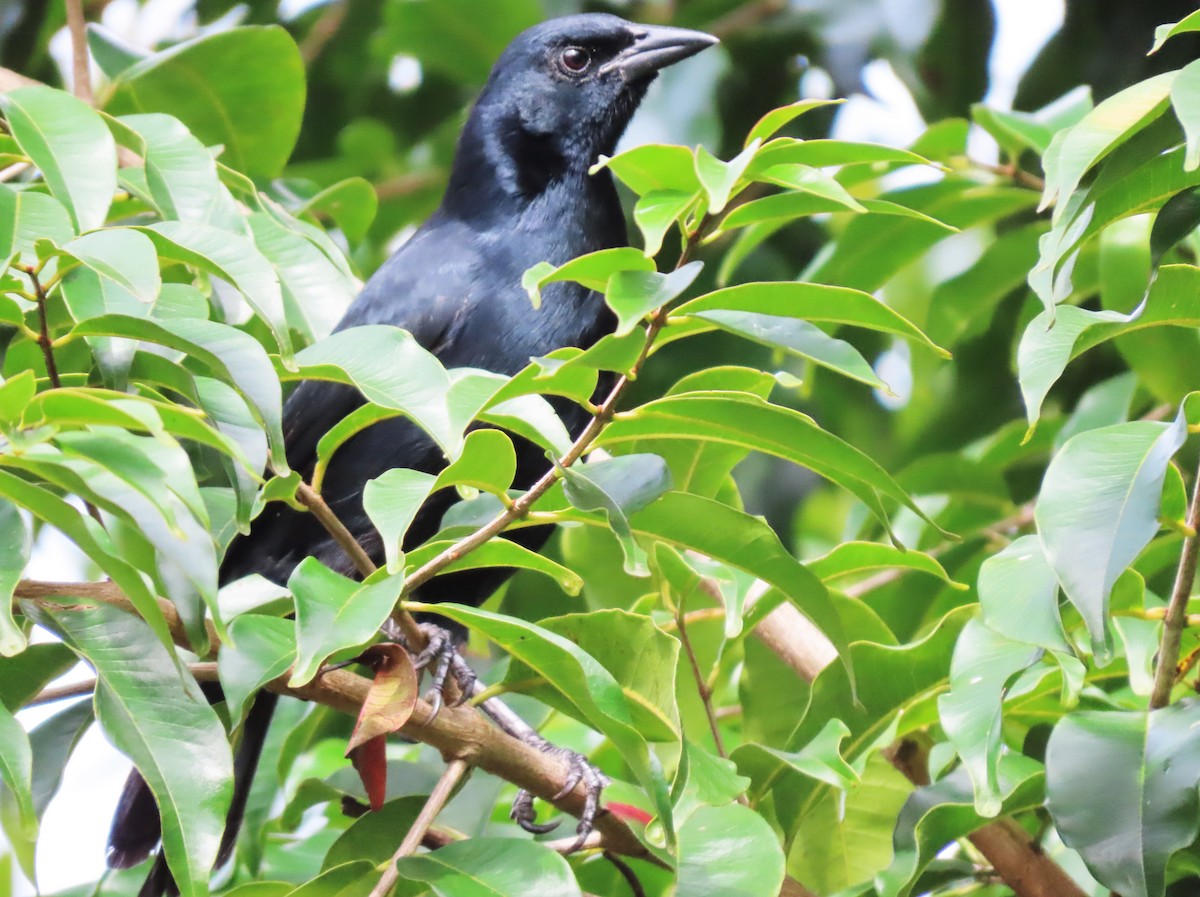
[107,13,717,895]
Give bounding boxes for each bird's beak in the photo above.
[600,24,719,81]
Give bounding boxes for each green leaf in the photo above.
[1172,60,1200,172]
[290,326,458,455]
[0,498,30,656]
[743,100,843,147]
[407,602,673,840]
[86,23,148,78]
[878,754,1045,897]
[10,190,73,264]
[677,282,949,359]
[139,221,292,358]
[938,619,1043,816]
[1041,72,1177,218]
[694,141,759,215]
[1150,10,1200,54]
[562,454,674,576]
[502,609,680,743]
[0,471,175,652]
[675,804,785,897]
[75,314,284,465]
[59,229,161,304]
[1036,415,1188,662]
[807,542,961,589]
[606,262,702,337]
[0,700,33,838]
[219,614,294,727]
[120,113,242,228]
[0,86,116,231]
[522,247,654,309]
[1150,187,1200,268]
[404,538,583,596]
[288,560,404,688]
[362,469,437,573]
[748,137,932,172]
[595,392,942,542]
[394,839,580,897]
[108,26,305,178]
[732,719,857,798]
[672,741,752,821]
[592,144,700,195]
[27,698,94,821]
[977,535,1074,654]
[633,189,697,256]
[434,429,516,496]
[1046,700,1200,897]
[297,177,377,242]
[0,643,79,710]
[28,602,233,897]
[322,797,423,872]
[752,164,865,212]
[717,192,954,235]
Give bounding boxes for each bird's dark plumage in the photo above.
[109,14,716,892]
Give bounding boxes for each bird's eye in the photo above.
[560,46,591,73]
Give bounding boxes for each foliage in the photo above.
[5,3,1200,897]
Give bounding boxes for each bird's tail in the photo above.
[107,689,280,897]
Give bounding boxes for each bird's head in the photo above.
[452,14,717,201]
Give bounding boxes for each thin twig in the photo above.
[294,481,424,647]
[24,661,219,707]
[64,0,95,105]
[965,157,1045,192]
[26,265,61,390]
[368,758,470,897]
[0,162,28,182]
[675,597,728,759]
[1151,455,1200,709]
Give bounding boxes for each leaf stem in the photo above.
[368,758,469,897]
[675,595,729,759]
[25,265,61,390]
[1150,453,1200,709]
[64,0,94,106]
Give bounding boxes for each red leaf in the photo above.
[348,735,387,812]
[606,802,653,825]
[345,643,419,753]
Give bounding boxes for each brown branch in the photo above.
[0,67,39,93]
[13,579,651,862]
[64,0,95,105]
[26,265,62,390]
[369,758,469,897]
[0,162,29,182]
[1151,454,1200,709]
[25,662,220,706]
[965,157,1046,192]
[674,596,728,759]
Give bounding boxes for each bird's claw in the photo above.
[407,623,475,720]
[510,741,610,851]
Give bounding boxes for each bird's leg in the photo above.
[404,622,476,718]
[452,654,609,850]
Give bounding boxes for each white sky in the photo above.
[9,0,1065,893]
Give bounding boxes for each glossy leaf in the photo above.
[59,229,161,304]
[29,602,232,897]
[288,560,404,687]
[1036,415,1187,662]
[108,26,305,178]
[345,644,418,752]
[0,86,116,231]
[743,100,843,147]
[521,247,653,309]
[1046,700,1200,897]
[219,614,295,727]
[0,498,30,655]
[694,141,759,215]
[0,699,33,838]
[675,804,785,897]
[977,535,1073,654]
[362,469,437,573]
[606,261,702,336]
[394,838,580,897]
[807,542,961,589]
[1150,10,1200,53]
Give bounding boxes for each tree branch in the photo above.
[370,758,469,897]
[64,0,95,105]
[25,264,62,390]
[1151,454,1200,709]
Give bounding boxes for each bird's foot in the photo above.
[407,623,476,719]
[510,737,610,851]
